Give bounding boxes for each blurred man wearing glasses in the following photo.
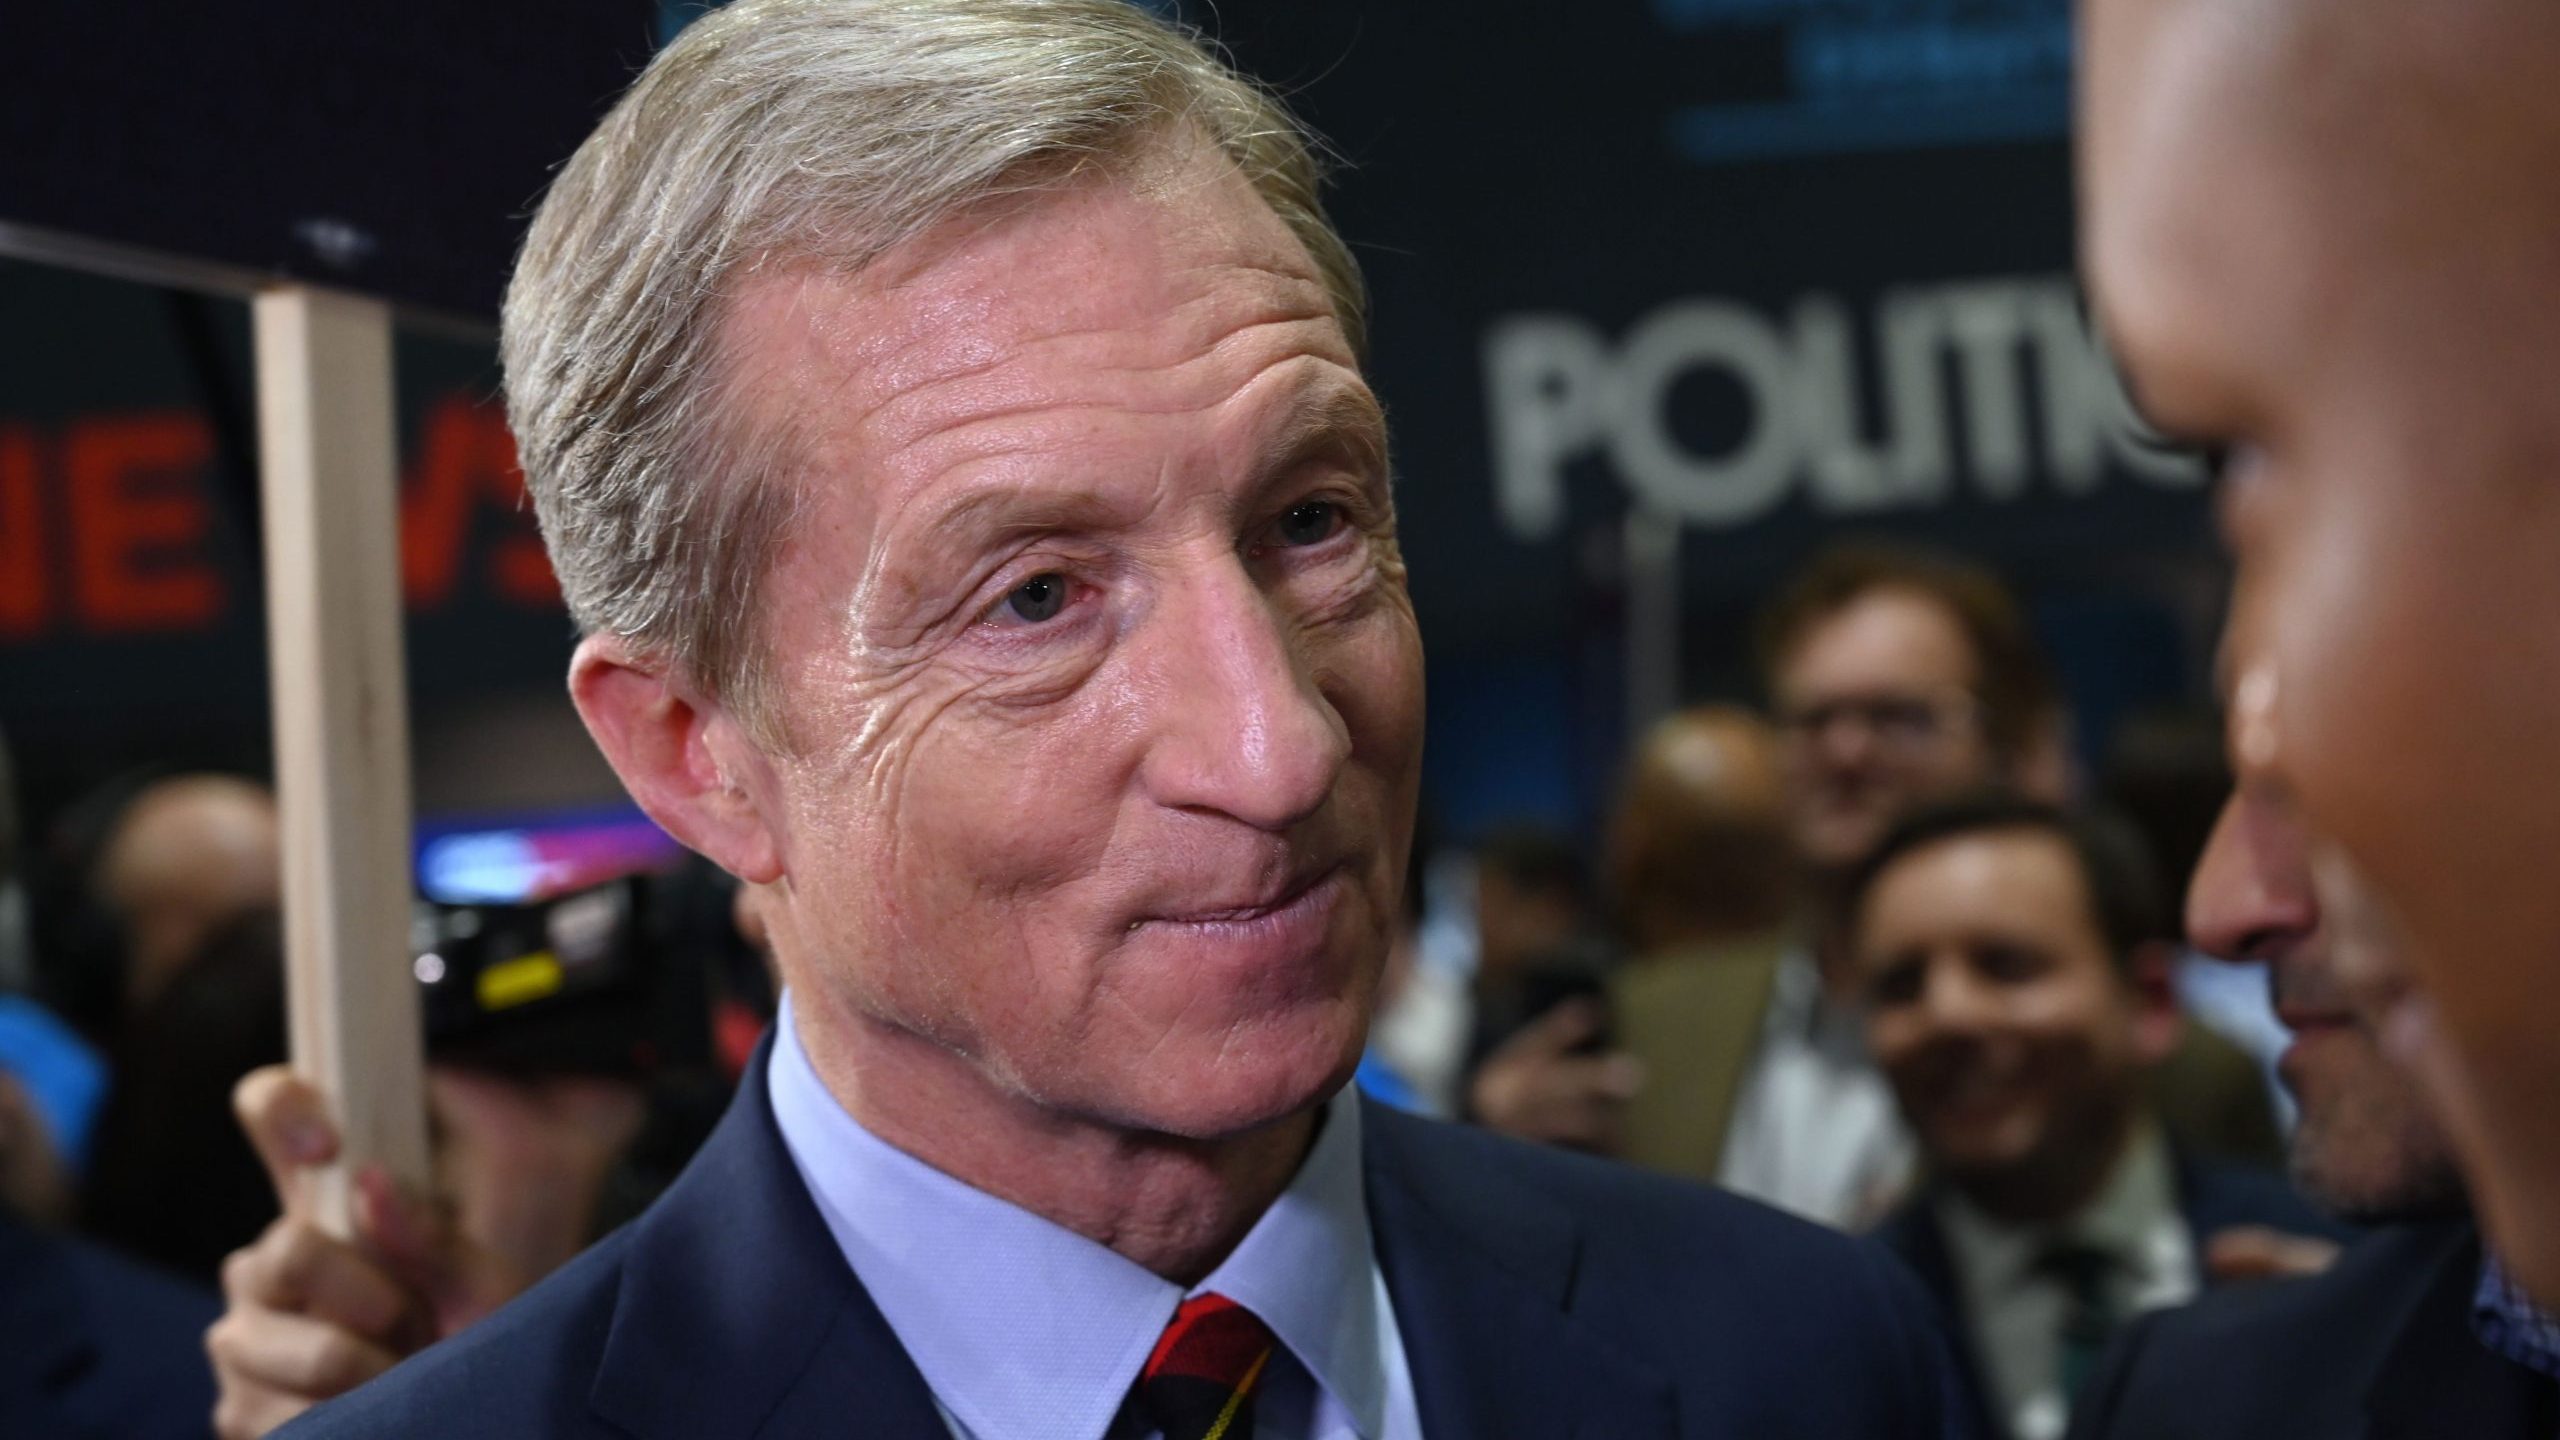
[1476,541,2064,1224]
[1719,543,2071,1224]
[1760,544,2071,883]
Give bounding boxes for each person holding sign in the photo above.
[216,2,1970,1437]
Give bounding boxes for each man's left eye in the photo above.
[1275,500,1345,547]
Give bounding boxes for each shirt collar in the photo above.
[766,991,1385,1440]
[2474,1253,2560,1381]
[1198,1064,1387,1439]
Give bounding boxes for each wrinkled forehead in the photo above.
[1780,586,1979,698]
[1862,827,2102,949]
[2079,0,2316,421]
[705,140,1334,517]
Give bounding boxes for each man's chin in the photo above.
[2292,1162,2470,1225]
[2288,1117,2471,1223]
[1803,804,1893,873]
[1090,1031,1366,1143]
[1921,1119,2046,1189]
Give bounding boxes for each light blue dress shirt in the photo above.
[767,994,1425,1440]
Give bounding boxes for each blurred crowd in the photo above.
[0,746,763,1436]
[0,537,2375,1440]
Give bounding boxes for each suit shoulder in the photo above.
[1374,1110,1940,1337]
[2070,1222,2461,1440]
[278,1227,640,1439]
[2141,1221,2444,1367]
[1404,1110,1852,1233]
[56,1231,220,1338]
[42,1235,221,1437]
[1375,1115,1960,1438]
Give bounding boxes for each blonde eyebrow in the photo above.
[902,381,1390,568]
[1256,385,1390,489]
[913,484,1135,556]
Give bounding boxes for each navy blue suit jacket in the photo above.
[284,1040,1969,1438]
[0,1207,219,1439]
[2066,1219,2556,1440]
[1874,1150,2350,1440]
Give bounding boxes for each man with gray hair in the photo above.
[221,3,1965,1436]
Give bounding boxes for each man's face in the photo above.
[1772,589,1999,872]
[721,142,1423,1141]
[2187,784,2464,1221]
[2083,0,2560,1284]
[1855,829,2171,1207]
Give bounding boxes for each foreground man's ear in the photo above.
[568,633,785,886]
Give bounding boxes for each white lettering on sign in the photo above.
[1481,274,2197,540]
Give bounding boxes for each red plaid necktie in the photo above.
[1135,1292,1278,1440]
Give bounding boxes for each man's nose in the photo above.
[1139,558,1350,832]
[2187,791,2318,965]
[1812,713,1880,773]
[1916,959,1999,1036]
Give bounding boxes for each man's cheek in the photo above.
[1330,612,1424,757]
[2263,511,2412,859]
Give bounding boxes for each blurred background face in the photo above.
[1773,588,1998,873]
[1605,705,1793,952]
[1855,827,2171,1218]
[2084,0,2560,1288]
[2187,784,2464,1222]
[734,146,1426,1141]
[96,776,279,1009]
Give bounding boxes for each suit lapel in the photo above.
[2364,1225,2554,1440]
[1874,1200,2001,1440]
[588,1035,948,1440]
[1362,1103,1677,1440]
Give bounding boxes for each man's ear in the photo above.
[2125,938,2188,1067]
[568,634,784,885]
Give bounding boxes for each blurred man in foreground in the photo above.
[1852,794,2333,1440]
[225,3,1967,1437]
[2066,774,2557,1438]
[2080,0,2560,1302]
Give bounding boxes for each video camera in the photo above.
[411,858,761,1079]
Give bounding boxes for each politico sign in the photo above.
[1483,273,2197,542]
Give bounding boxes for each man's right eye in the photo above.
[1003,573,1068,624]
[1974,942,2049,985]
[1870,962,1924,1009]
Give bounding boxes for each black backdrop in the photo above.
[0,0,2222,838]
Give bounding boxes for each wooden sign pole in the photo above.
[253,284,430,1234]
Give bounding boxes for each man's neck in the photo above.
[789,984,1319,1287]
